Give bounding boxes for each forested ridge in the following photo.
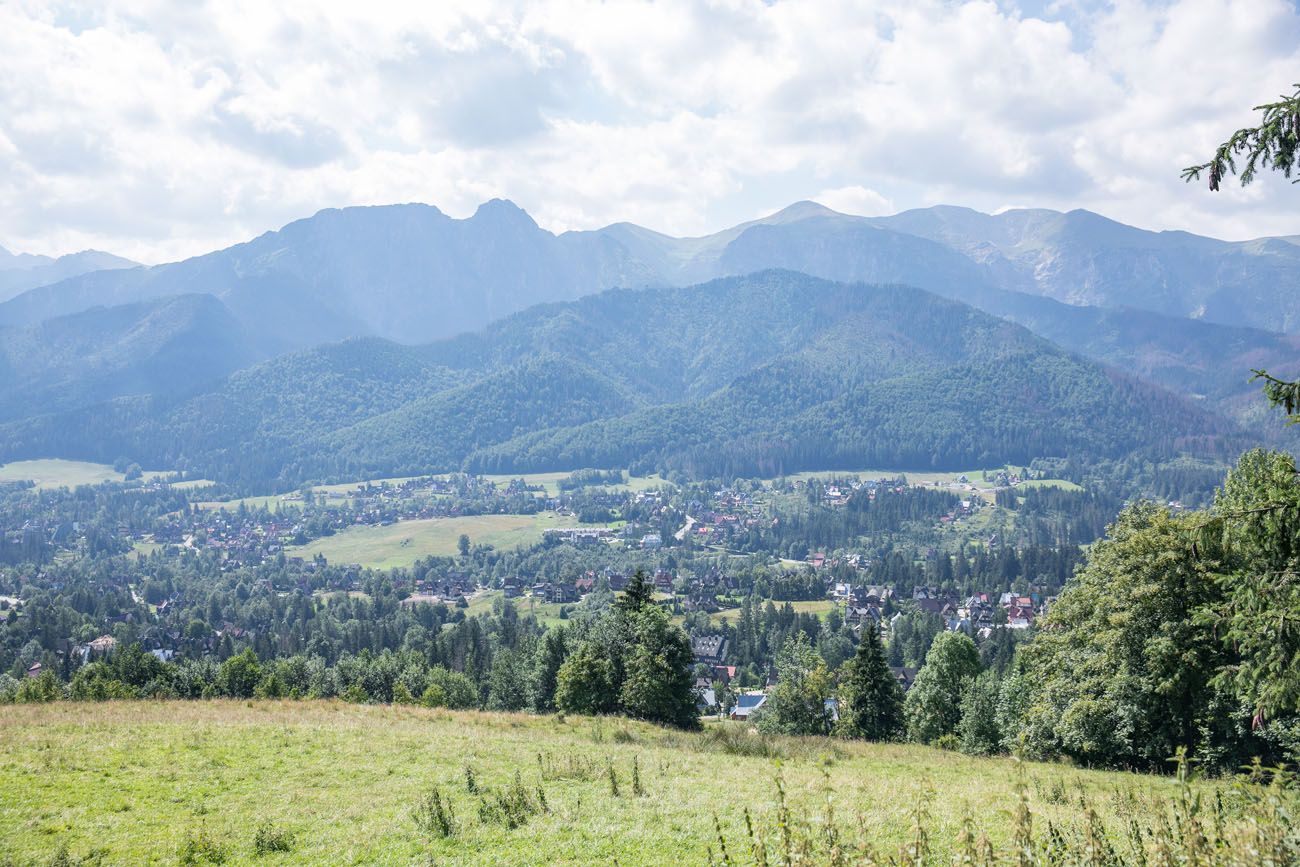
[0,272,1238,491]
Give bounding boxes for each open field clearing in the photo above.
[195,494,293,512]
[1015,478,1084,492]
[484,471,671,496]
[775,467,1079,501]
[705,598,837,626]
[0,701,1241,866]
[457,590,573,626]
[304,470,669,498]
[0,459,172,490]
[289,513,611,569]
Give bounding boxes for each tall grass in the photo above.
[706,757,1300,866]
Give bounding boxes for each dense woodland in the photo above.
[0,274,1248,492]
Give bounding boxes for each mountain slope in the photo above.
[0,294,257,422]
[866,205,1300,332]
[0,202,652,347]
[0,272,1238,487]
[463,274,1237,477]
[0,246,137,302]
[0,199,1293,468]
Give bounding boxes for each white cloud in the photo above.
[813,185,894,217]
[0,0,1296,263]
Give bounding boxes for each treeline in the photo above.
[994,486,1124,546]
[5,573,702,732]
[728,485,959,558]
[557,468,626,490]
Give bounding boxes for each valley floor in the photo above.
[0,701,1202,866]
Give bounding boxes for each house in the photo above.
[640,533,662,550]
[692,634,729,666]
[845,606,879,628]
[696,688,719,715]
[87,635,117,656]
[824,697,840,724]
[547,583,579,604]
[890,666,918,691]
[731,692,767,721]
[25,662,42,679]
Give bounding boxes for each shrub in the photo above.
[476,773,546,829]
[250,821,293,855]
[177,829,227,865]
[411,785,456,839]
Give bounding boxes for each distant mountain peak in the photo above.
[765,200,844,223]
[471,198,539,229]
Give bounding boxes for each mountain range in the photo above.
[0,244,137,303]
[0,271,1241,488]
[0,200,1292,488]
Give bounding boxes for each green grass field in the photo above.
[706,599,836,626]
[198,471,670,511]
[1015,479,1084,492]
[483,471,670,496]
[0,701,1218,866]
[195,494,292,512]
[289,513,609,569]
[0,459,172,490]
[458,591,573,627]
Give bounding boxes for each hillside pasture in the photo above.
[0,459,172,490]
[288,512,611,569]
[0,701,1235,866]
[707,598,837,626]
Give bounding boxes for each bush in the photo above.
[177,829,227,865]
[476,772,547,829]
[251,822,293,854]
[411,785,456,838]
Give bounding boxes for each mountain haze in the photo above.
[0,199,1292,488]
[0,245,137,302]
[0,272,1239,488]
[4,198,1297,362]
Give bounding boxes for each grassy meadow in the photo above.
[288,513,614,569]
[704,599,837,626]
[0,459,173,491]
[0,701,1246,866]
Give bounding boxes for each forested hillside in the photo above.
[0,200,1290,468]
[0,294,257,421]
[0,272,1241,489]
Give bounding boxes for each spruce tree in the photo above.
[839,622,905,741]
[616,569,655,614]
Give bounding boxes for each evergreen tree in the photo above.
[616,569,655,614]
[1202,450,1300,722]
[486,648,528,711]
[530,627,569,713]
[838,622,904,741]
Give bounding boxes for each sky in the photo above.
[1,0,1298,264]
